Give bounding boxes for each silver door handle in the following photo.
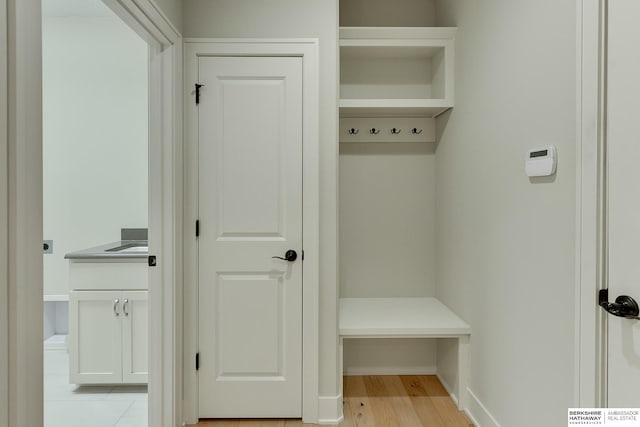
[123,299,129,317]
[113,298,120,316]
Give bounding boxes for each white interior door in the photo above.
[605,0,640,406]
[197,56,303,418]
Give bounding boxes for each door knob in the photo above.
[272,250,297,262]
[599,289,640,320]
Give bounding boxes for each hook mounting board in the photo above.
[339,117,435,143]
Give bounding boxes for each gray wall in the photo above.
[183,0,340,398]
[340,0,434,27]
[153,0,182,33]
[339,143,436,299]
[435,1,577,425]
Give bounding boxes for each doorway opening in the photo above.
[42,0,149,425]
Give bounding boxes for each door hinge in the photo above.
[196,352,200,371]
[302,250,304,261]
[196,220,200,237]
[148,255,157,267]
[195,83,204,105]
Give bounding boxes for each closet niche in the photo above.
[338,0,469,403]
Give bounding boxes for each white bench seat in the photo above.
[338,297,471,409]
[339,297,470,337]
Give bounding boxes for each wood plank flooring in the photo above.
[194,375,473,427]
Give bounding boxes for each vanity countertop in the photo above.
[64,240,148,260]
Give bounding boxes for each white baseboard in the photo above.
[318,395,343,425]
[43,334,67,351]
[343,366,437,376]
[435,373,459,406]
[465,388,501,427]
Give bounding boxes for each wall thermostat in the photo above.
[526,145,557,177]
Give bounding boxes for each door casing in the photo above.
[183,39,320,424]
[3,0,183,426]
[0,0,8,425]
[576,0,608,407]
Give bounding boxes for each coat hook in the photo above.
[370,128,380,135]
[411,128,423,135]
[348,128,359,135]
[391,128,402,135]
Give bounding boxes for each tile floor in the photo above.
[44,349,147,427]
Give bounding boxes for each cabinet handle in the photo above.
[113,298,120,316]
[123,299,129,317]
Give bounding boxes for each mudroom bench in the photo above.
[339,297,471,409]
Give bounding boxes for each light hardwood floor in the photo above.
[194,375,474,427]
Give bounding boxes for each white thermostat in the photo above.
[526,145,557,177]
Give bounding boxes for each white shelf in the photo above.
[340,27,458,42]
[339,99,451,118]
[339,26,456,118]
[339,297,470,338]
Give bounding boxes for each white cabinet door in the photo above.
[605,0,640,406]
[198,56,303,418]
[121,291,148,384]
[69,291,122,384]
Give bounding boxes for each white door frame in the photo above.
[1,0,9,425]
[3,0,183,426]
[183,39,320,425]
[6,1,44,424]
[576,0,608,407]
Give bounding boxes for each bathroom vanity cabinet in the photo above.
[67,255,148,385]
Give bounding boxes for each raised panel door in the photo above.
[197,56,303,418]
